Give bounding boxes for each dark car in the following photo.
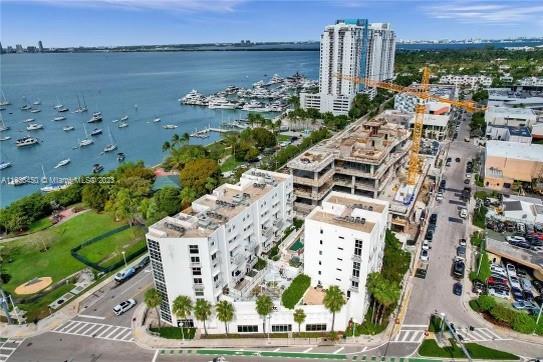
[429,213,438,225]
[136,256,150,270]
[464,179,470,184]
[457,245,466,258]
[452,259,465,279]
[455,157,461,162]
[472,281,485,294]
[523,290,535,302]
[453,282,463,296]
[511,288,525,302]
[490,283,510,293]
[425,229,434,241]
[440,180,447,189]
[532,280,543,294]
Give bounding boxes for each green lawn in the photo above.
[1,211,127,295]
[277,134,291,142]
[418,339,519,360]
[18,282,75,322]
[77,227,145,268]
[27,217,54,234]
[220,156,241,172]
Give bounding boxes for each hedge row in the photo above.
[281,274,310,309]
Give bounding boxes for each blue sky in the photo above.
[2,0,543,47]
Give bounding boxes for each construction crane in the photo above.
[337,66,486,186]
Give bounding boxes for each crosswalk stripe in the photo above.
[97,325,116,338]
[89,324,109,336]
[64,321,83,333]
[51,320,134,343]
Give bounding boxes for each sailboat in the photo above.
[0,91,10,107]
[54,97,64,110]
[74,95,88,113]
[54,158,71,168]
[0,148,11,170]
[79,125,94,147]
[0,114,10,132]
[33,98,41,106]
[103,127,117,153]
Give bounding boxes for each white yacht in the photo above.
[112,119,119,123]
[208,97,237,109]
[0,161,12,170]
[41,183,70,193]
[118,121,128,128]
[63,125,75,132]
[162,124,178,129]
[152,118,161,123]
[90,128,103,136]
[103,127,117,153]
[181,89,208,105]
[242,100,271,112]
[23,118,35,123]
[26,123,44,131]
[16,136,39,147]
[54,158,71,168]
[79,138,94,147]
[33,99,41,106]
[0,136,11,141]
[30,109,41,113]
[88,112,103,123]
[120,115,128,121]
[53,116,66,121]
[57,106,69,113]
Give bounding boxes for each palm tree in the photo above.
[323,285,346,332]
[171,295,193,340]
[216,300,235,335]
[255,294,273,334]
[144,288,162,330]
[171,133,181,148]
[181,132,190,145]
[162,141,171,152]
[293,308,306,334]
[194,299,213,336]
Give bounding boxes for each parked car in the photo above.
[532,280,543,294]
[472,281,485,294]
[487,277,508,286]
[507,235,526,243]
[464,179,470,184]
[490,264,507,277]
[422,240,431,251]
[440,180,447,189]
[488,288,509,299]
[457,245,466,258]
[464,137,470,142]
[429,213,438,225]
[459,238,467,247]
[453,282,463,296]
[425,229,434,241]
[420,249,430,261]
[436,192,444,201]
[455,157,461,162]
[452,258,465,279]
[459,208,468,219]
[136,256,150,270]
[506,263,517,277]
[511,287,525,302]
[113,298,136,316]
[114,267,136,283]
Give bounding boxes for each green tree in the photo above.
[105,188,139,226]
[255,294,274,334]
[153,187,181,216]
[323,285,346,332]
[180,158,220,196]
[194,299,213,336]
[293,308,306,333]
[165,145,208,171]
[81,182,109,211]
[144,288,162,330]
[171,295,193,340]
[251,127,277,149]
[216,300,235,335]
[367,273,400,325]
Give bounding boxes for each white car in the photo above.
[506,263,517,278]
[465,173,471,179]
[520,278,532,292]
[488,288,509,300]
[509,276,521,290]
[113,298,136,316]
[506,235,526,243]
[422,240,430,251]
[490,265,507,277]
[459,208,468,219]
[436,192,444,201]
[420,249,429,261]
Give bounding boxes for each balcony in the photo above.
[351,275,360,282]
[190,260,201,267]
[292,168,334,188]
[193,283,204,290]
[351,254,362,262]
[262,226,274,238]
[349,285,359,293]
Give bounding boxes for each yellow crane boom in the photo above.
[337,66,486,185]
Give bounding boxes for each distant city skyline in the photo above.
[2,0,543,48]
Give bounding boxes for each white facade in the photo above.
[303,192,389,323]
[438,74,492,88]
[487,88,543,110]
[146,168,294,325]
[365,23,396,82]
[518,77,543,87]
[484,107,538,128]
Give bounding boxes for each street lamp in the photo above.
[122,251,127,268]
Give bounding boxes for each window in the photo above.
[191,256,200,263]
[192,267,202,276]
[320,229,323,234]
[336,278,342,282]
[213,275,219,282]
[306,324,326,331]
[320,240,323,245]
[352,281,359,288]
[189,245,199,254]
[336,268,342,272]
[237,325,258,333]
[319,250,323,255]
[177,319,194,328]
[354,239,362,256]
[337,258,343,261]
[211,253,217,261]
[272,324,292,332]
[338,247,344,251]
[339,236,344,239]
[193,278,203,284]
[195,290,204,297]
[318,261,322,265]
[318,271,322,275]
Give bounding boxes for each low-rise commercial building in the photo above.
[485,125,532,143]
[438,74,492,88]
[304,192,389,322]
[485,107,538,128]
[484,141,543,191]
[487,88,543,110]
[146,168,294,325]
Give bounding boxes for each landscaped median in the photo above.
[418,339,519,360]
[196,349,348,360]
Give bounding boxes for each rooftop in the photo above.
[487,124,532,137]
[485,106,536,116]
[486,140,543,162]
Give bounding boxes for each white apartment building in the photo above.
[304,192,389,323]
[300,19,396,116]
[365,23,396,82]
[484,107,538,128]
[146,169,294,325]
[518,77,543,87]
[438,74,492,89]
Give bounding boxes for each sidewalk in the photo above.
[132,304,394,350]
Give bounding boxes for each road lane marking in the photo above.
[64,321,83,333]
[78,314,106,320]
[272,348,280,352]
[401,324,427,328]
[303,347,313,353]
[97,325,116,338]
[333,347,344,354]
[152,349,159,362]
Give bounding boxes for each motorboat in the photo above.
[242,100,271,112]
[23,118,35,123]
[8,176,29,186]
[41,182,70,193]
[63,125,75,132]
[117,152,126,162]
[15,136,39,147]
[26,123,44,131]
[120,115,128,121]
[54,158,71,168]
[118,121,128,128]
[104,143,117,152]
[20,104,32,111]
[90,128,103,136]
[0,136,11,141]
[153,118,161,123]
[88,112,103,123]
[92,163,104,173]
[0,161,12,170]
[208,97,237,109]
[162,124,177,129]
[57,106,69,112]
[79,138,94,147]
[33,99,41,105]
[30,109,41,113]
[53,116,66,121]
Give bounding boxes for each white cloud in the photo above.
[422,1,543,24]
[15,0,246,13]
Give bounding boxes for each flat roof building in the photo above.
[487,88,543,110]
[485,125,532,144]
[304,192,389,323]
[484,107,538,128]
